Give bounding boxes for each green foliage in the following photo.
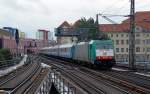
[0,49,12,61]
[75,17,109,42]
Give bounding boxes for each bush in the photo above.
[0,49,12,61]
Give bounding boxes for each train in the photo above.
[40,40,116,69]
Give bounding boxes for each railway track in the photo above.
[24,68,50,94]
[0,55,39,84]
[0,55,42,94]
[0,63,31,86]
[80,67,150,94]
[41,55,150,94]
[101,70,150,89]
[41,56,131,94]
[9,62,41,94]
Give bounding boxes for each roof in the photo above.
[38,29,49,32]
[0,29,11,36]
[58,21,72,28]
[73,20,80,27]
[123,11,150,24]
[100,11,150,32]
[100,24,129,32]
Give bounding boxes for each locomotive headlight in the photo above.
[103,50,107,55]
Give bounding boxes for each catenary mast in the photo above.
[129,0,136,70]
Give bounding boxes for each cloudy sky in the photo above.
[0,0,150,38]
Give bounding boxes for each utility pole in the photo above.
[129,0,136,70]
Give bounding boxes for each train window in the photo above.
[96,44,113,49]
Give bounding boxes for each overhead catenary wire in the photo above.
[98,0,131,25]
[101,0,128,14]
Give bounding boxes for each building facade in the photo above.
[55,21,78,44]
[3,27,26,39]
[0,36,49,55]
[0,28,50,55]
[100,11,150,62]
[36,29,49,40]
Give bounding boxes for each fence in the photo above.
[0,57,22,69]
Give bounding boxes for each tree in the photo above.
[0,49,12,61]
[74,17,109,42]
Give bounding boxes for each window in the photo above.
[136,33,140,37]
[146,39,150,44]
[111,34,113,37]
[136,47,140,52]
[116,34,118,37]
[136,27,140,31]
[147,48,150,52]
[135,39,141,44]
[143,40,145,44]
[126,48,128,52]
[121,40,124,45]
[121,48,124,52]
[126,40,129,45]
[116,48,119,53]
[121,34,124,37]
[143,48,145,52]
[96,44,113,49]
[116,40,119,45]
[126,34,128,37]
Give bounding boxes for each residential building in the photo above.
[100,11,150,62]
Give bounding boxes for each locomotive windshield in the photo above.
[96,44,113,49]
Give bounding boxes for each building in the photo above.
[0,36,50,55]
[0,28,11,37]
[100,11,150,62]
[0,28,50,55]
[3,27,17,38]
[19,32,25,39]
[36,29,49,40]
[3,27,26,39]
[55,21,78,44]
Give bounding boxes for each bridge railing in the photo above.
[0,57,23,69]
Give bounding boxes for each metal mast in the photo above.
[129,0,136,70]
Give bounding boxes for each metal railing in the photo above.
[36,69,77,94]
[0,57,23,69]
[50,70,76,94]
[116,60,150,70]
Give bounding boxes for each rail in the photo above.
[80,67,150,94]
[42,55,150,94]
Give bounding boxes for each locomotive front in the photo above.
[94,40,116,69]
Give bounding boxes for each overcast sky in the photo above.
[0,0,150,38]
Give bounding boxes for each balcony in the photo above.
[55,28,89,37]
